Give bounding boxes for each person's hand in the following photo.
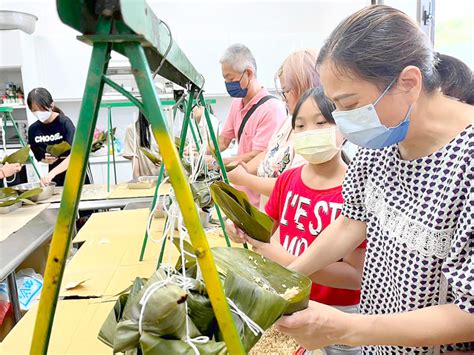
[244,234,276,258]
[224,220,248,244]
[40,173,55,187]
[0,162,22,178]
[276,301,353,350]
[205,155,218,170]
[226,164,247,185]
[42,153,58,165]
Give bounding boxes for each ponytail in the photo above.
[138,112,151,149]
[435,53,474,105]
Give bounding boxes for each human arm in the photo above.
[241,151,265,174]
[288,215,367,276]
[0,163,22,178]
[246,225,365,291]
[277,302,474,350]
[227,164,276,196]
[41,155,70,186]
[222,149,262,165]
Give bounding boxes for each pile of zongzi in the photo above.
[98,247,311,354]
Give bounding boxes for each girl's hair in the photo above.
[317,5,472,101]
[137,112,151,149]
[435,53,474,104]
[276,49,320,100]
[27,87,63,114]
[292,87,336,129]
[292,87,350,164]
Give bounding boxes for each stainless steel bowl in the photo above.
[12,182,57,202]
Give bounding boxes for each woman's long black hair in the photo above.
[292,87,350,164]
[137,112,151,149]
[27,87,63,114]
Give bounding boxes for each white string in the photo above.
[6,173,16,184]
[226,297,264,336]
[146,176,171,243]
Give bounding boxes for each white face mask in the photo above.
[33,110,52,123]
[293,126,339,164]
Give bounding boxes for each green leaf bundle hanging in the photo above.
[210,182,274,243]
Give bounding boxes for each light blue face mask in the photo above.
[332,79,413,149]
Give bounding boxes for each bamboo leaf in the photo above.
[0,187,17,200]
[212,247,312,315]
[140,148,161,165]
[46,141,71,157]
[2,145,30,164]
[210,182,273,243]
[18,187,43,201]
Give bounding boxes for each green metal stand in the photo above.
[0,107,41,180]
[32,3,244,353]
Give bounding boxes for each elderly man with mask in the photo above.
[211,43,286,206]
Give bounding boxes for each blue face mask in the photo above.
[225,71,248,98]
[332,79,413,149]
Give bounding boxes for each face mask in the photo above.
[33,110,52,123]
[293,126,339,164]
[225,71,248,98]
[332,79,413,149]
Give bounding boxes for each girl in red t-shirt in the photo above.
[226,87,365,354]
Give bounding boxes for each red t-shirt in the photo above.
[265,165,365,306]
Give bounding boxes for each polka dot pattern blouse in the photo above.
[342,125,473,354]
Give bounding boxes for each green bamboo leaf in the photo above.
[0,198,20,207]
[210,182,273,243]
[140,332,227,355]
[18,187,43,200]
[172,237,196,263]
[212,247,312,315]
[217,270,288,351]
[0,187,18,200]
[46,141,71,157]
[2,145,30,164]
[140,148,161,165]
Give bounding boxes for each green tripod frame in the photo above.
[31,1,245,353]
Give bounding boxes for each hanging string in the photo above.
[226,297,264,336]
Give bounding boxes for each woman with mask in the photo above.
[275,5,474,354]
[123,111,161,178]
[27,87,91,186]
[227,49,318,209]
[227,87,366,355]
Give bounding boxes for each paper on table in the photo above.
[107,182,170,199]
[38,184,113,204]
[0,203,50,242]
[0,299,113,354]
